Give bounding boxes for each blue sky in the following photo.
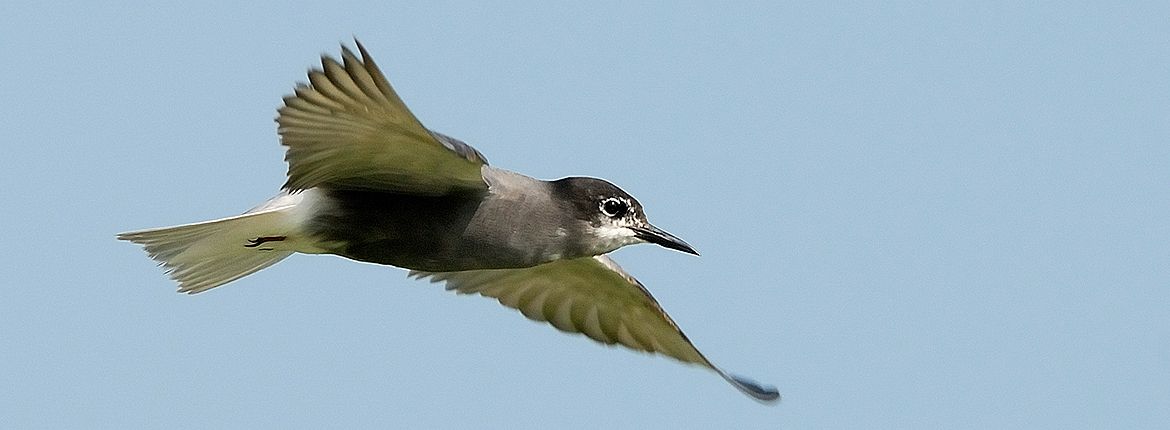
[2,1,1168,428]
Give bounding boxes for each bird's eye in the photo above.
[600,198,628,218]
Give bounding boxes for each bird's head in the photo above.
[552,177,698,256]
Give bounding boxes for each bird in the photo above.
[117,40,779,403]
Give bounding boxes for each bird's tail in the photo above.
[118,194,311,294]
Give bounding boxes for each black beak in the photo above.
[633,224,699,255]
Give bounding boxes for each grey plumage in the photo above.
[118,40,778,403]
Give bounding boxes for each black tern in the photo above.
[118,41,779,403]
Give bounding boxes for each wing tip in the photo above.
[724,372,781,403]
[353,37,373,62]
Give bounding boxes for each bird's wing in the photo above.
[411,255,779,402]
[277,41,488,195]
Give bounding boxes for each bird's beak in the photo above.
[633,224,699,255]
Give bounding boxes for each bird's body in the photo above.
[119,41,778,402]
[305,167,616,271]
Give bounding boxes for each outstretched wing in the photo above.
[277,41,488,195]
[411,255,779,402]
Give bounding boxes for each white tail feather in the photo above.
[118,201,304,294]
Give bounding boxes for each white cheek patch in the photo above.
[594,224,636,240]
[588,224,641,253]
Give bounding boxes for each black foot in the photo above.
[245,236,287,248]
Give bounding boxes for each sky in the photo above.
[2,1,1168,428]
